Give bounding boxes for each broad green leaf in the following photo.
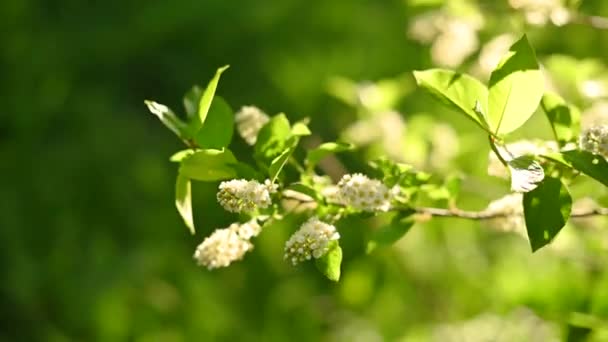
[254,114,292,162]
[193,96,234,149]
[179,148,237,181]
[413,69,489,131]
[169,149,195,162]
[291,122,312,136]
[144,100,188,138]
[543,150,608,187]
[183,85,203,120]
[523,177,572,252]
[508,155,545,193]
[540,92,580,146]
[315,240,342,282]
[197,65,229,127]
[306,142,354,168]
[175,173,195,234]
[488,35,544,135]
[366,213,415,254]
[230,162,262,180]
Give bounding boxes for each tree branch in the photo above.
[414,206,608,220]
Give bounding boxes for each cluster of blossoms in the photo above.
[284,217,340,265]
[337,173,396,212]
[407,11,482,68]
[487,140,559,178]
[485,193,526,236]
[235,106,270,145]
[217,179,278,213]
[579,125,608,159]
[193,220,262,270]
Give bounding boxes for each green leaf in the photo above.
[523,177,572,252]
[315,240,342,282]
[254,114,292,162]
[413,69,489,131]
[193,96,234,149]
[540,92,580,146]
[291,122,312,137]
[488,35,544,135]
[183,85,203,120]
[366,213,415,254]
[543,150,608,187]
[179,148,237,181]
[175,173,195,234]
[169,149,196,162]
[144,100,188,138]
[508,155,545,193]
[306,142,354,168]
[197,65,229,127]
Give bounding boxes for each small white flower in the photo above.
[235,219,263,240]
[193,226,254,270]
[337,173,395,212]
[579,125,608,159]
[217,179,277,213]
[284,217,340,265]
[487,140,558,178]
[235,106,270,145]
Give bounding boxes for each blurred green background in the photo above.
[2,0,608,340]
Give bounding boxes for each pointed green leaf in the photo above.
[193,96,234,149]
[543,150,608,187]
[254,114,292,162]
[306,142,354,168]
[291,122,312,136]
[366,213,415,254]
[198,65,229,127]
[179,148,237,181]
[269,145,295,183]
[315,241,342,282]
[488,35,544,135]
[144,100,188,138]
[508,155,545,193]
[175,173,195,234]
[413,69,489,131]
[523,177,572,252]
[541,92,580,146]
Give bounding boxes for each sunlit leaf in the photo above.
[179,148,237,181]
[543,150,608,187]
[488,35,544,135]
[169,149,196,162]
[197,65,229,127]
[175,173,195,234]
[144,100,188,139]
[183,85,203,120]
[523,177,572,252]
[315,240,342,282]
[508,155,545,193]
[413,69,489,131]
[254,114,292,162]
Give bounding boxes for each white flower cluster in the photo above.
[485,193,526,236]
[235,106,270,145]
[284,217,340,265]
[337,173,395,212]
[579,124,608,159]
[193,220,262,270]
[509,0,570,26]
[487,140,558,178]
[217,179,278,213]
[408,11,482,67]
